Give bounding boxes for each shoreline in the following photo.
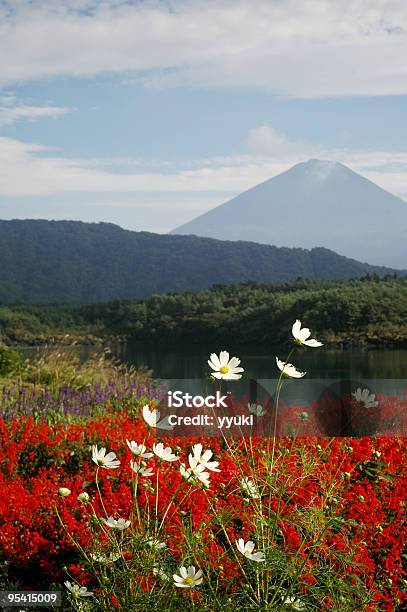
[5,333,407,351]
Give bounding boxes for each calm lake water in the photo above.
[110,343,407,381]
[23,343,407,381]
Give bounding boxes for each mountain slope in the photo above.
[0,219,403,304]
[171,159,407,269]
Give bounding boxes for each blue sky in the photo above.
[1,0,407,232]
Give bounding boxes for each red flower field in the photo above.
[0,399,405,610]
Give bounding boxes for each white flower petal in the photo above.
[208,353,221,369]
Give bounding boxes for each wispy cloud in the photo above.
[246,125,309,157]
[0,1,406,98]
[0,104,72,126]
[1,129,407,203]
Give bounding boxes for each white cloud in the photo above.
[1,130,407,203]
[0,1,407,98]
[246,125,309,157]
[0,104,72,126]
[0,136,254,196]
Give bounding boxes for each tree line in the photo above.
[1,276,406,347]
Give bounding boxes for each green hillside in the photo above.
[1,277,406,347]
[0,219,403,304]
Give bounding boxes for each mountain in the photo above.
[0,219,403,305]
[171,160,407,269]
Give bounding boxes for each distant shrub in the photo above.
[0,343,23,376]
[22,346,151,393]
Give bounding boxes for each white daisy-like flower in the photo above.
[281,595,307,610]
[126,440,153,459]
[352,387,378,408]
[102,516,131,530]
[146,537,166,550]
[173,566,203,588]
[142,404,174,430]
[189,443,220,472]
[90,552,121,563]
[153,442,179,462]
[292,320,323,348]
[208,351,244,380]
[180,462,211,488]
[276,357,306,379]
[58,487,71,497]
[236,538,265,562]
[248,403,266,416]
[64,581,93,598]
[91,445,120,469]
[240,477,260,499]
[130,460,154,477]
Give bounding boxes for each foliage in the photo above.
[0,219,402,304]
[1,276,407,347]
[21,347,138,390]
[0,349,154,422]
[0,343,23,376]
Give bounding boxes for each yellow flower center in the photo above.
[184,576,194,585]
[219,366,229,374]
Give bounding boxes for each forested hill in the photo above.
[0,219,404,304]
[1,277,407,347]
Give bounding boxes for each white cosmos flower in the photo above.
[64,581,93,597]
[91,445,120,469]
[236,538,265,562]
[58,487,71,497]
[173,566,203,588]
[276,357,306,379]
[281,595,307,610]
[240,477,260,499]
[248,403,266,416]
[352,387,378,408]
[130,460,154,477]
[292,319,323,348]
[146,537,166,550]
[102,516,130,530]
[153,442,179,462]
[208,351,244,380]
[90,552,121,563]
[180,462,211,488]
[189,443,220,472]
[142,404,174,430]
[126,440,153,459]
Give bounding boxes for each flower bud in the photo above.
[58,487,71,497]
[77,492,90,503]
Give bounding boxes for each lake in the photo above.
[23,342,407,381]
[110,342,407,380]
[21,343,407,417]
